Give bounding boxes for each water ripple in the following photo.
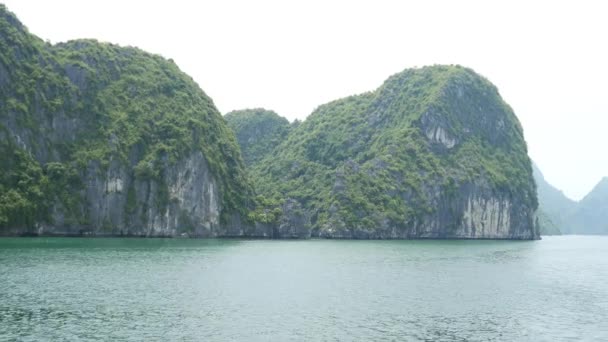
[0,236,607,341]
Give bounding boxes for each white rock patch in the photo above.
[106,178,123,193]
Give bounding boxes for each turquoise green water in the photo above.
[1,236,607,341]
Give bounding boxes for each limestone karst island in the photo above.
[1,5,538,239]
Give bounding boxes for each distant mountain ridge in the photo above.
[565,177,608,234]
[533,164,608,235]
[532,163,575,235]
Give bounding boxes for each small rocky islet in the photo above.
[0,5,539,239]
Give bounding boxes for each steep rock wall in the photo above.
[0,6,256,237]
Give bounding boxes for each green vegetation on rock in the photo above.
[232,65,538,239]
[1,4,541,239]
[0,5,252,235]
[224,108,291,166]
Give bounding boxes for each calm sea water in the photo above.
[1,236,607,341]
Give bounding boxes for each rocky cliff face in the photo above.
[239,66,539,239]
[0,6,255,237]
[47,151,222,237]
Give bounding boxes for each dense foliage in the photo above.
[224,109,291,166]
[0,5,252,231]
[239,65,537,235]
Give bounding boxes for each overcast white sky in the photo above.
[3,0,607,200]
